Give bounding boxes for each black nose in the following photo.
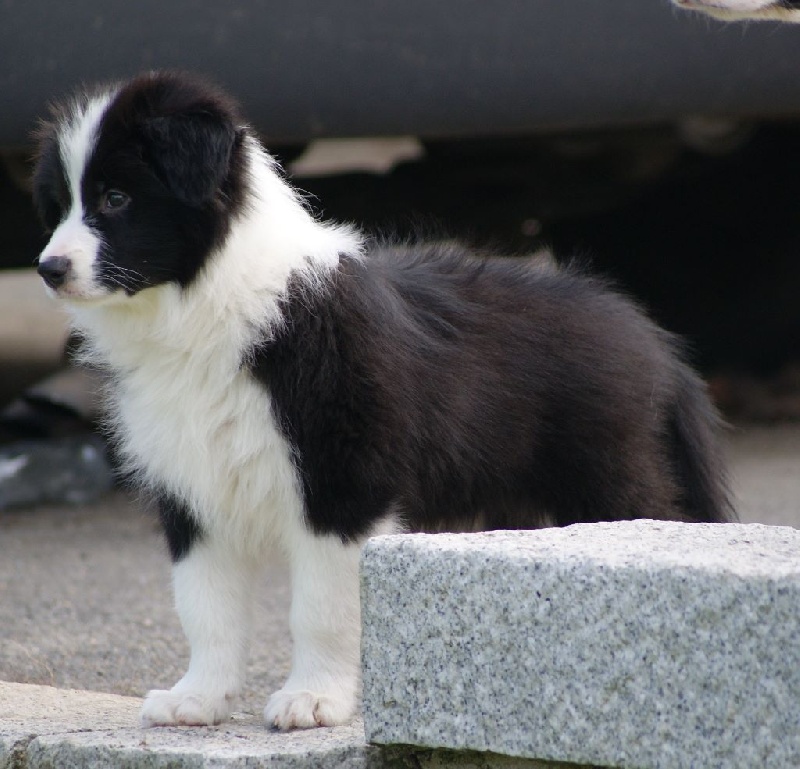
[37,256,71,290]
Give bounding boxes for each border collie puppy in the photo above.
[33,72,732,731]
[672,0,800,21]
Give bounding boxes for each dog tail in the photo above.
[668,368,735,523]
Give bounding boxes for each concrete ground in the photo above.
[0,682,373,769]
[1,421,799,722]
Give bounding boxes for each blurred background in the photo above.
[4,0,800,429]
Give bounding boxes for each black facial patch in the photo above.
[86,72,249,293]
[34,72,249,294]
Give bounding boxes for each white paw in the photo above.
[264,688,355,730]
[140,687,233,727]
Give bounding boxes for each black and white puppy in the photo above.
[33,72,732,730]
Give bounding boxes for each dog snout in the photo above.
[37,255,72,290]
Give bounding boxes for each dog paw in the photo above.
[140,687,232,727]
[264,688,354,730]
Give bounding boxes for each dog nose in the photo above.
[37,256,72,289]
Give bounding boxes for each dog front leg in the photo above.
[141,537,256,726]
[265,532,362,729]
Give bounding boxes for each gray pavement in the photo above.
[1,421,799,722]
[1,683,373,769]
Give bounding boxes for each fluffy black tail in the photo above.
[668,370,735,523]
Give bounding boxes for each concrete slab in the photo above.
[361,522,800,769]
[0,682,372,768]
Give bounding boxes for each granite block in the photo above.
[360,522,800,769]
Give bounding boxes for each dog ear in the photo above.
[141,110,237,206]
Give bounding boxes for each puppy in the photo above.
[32,72,732,730]
[672,0,800,21]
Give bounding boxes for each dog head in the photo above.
[33,71,248,302]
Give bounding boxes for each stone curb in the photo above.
[361,521,800,769]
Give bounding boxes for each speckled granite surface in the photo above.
[360,522,800,769]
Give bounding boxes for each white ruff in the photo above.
[66,137,363,554]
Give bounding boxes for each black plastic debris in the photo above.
[0,435,114,510]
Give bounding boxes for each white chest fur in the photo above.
[68,264,311,556]
[111,346,304,553]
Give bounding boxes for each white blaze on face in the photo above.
[38,92,115,301]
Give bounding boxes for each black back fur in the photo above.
[252,242,733,541]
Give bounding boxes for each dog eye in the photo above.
[102,189,130,212]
